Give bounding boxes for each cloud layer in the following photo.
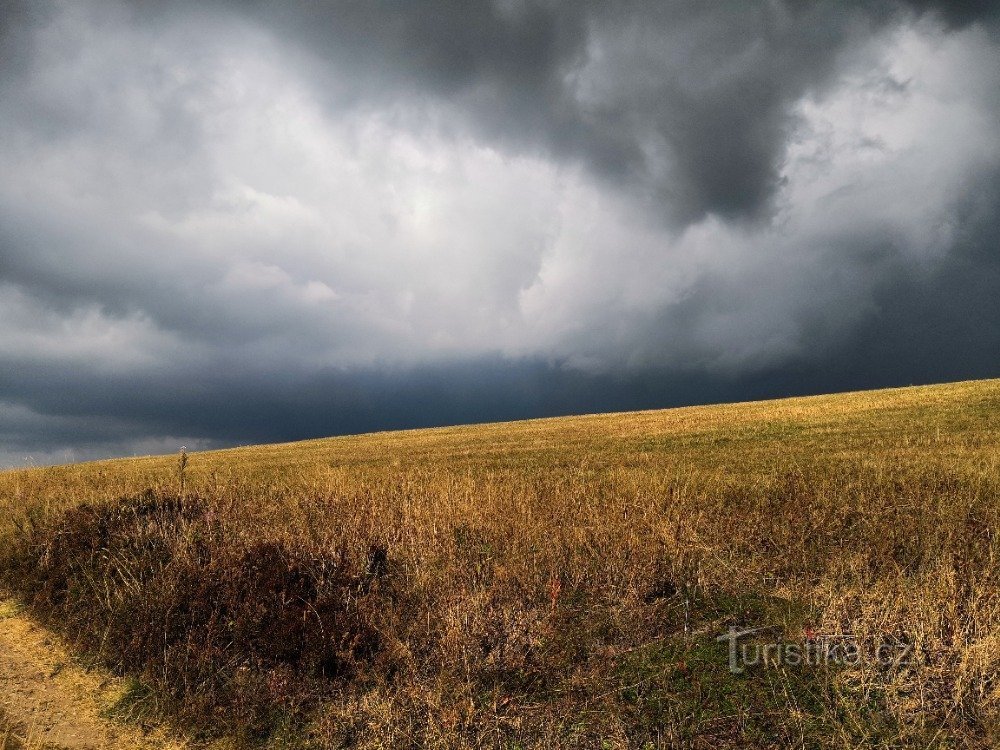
[1,0,998,465]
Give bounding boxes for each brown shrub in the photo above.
[4,491,406,735]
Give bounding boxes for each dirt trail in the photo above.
[0,598,188,750]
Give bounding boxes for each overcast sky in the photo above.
[1,0,998,466]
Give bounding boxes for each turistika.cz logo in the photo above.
[716,626,915,674]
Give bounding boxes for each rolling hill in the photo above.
[1,379,999,748]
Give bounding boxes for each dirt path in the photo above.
[0,598,189,750]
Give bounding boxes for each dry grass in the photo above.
[0,379,998,748]
[0,711,21,750]
[0,709,47,750]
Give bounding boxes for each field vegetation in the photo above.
[0,379,998,748]
[0,711,21,750]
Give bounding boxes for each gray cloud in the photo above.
[223,1,887,223]
[0,0,998,466]
[900,0,1000,26]
[232,0,999,224]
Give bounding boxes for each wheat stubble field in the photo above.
[0,379,998,748]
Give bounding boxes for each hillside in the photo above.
[1,379,999,748]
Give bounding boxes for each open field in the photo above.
[1,379,999,748]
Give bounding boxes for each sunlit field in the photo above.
[1,379,998,748]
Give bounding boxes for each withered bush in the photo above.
[5,491,407,734]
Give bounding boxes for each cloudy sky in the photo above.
[1,0,998,466]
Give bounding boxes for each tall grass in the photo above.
[0,379,998,747]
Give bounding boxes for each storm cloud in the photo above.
[1,0,998,466]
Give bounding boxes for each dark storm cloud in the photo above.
[794,165,1000,389]
[219,0,1000,224]
[900,0,1000,26]
[215,0,884,223]
[0,0,998,466]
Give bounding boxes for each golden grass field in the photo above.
[1,378,998,748]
